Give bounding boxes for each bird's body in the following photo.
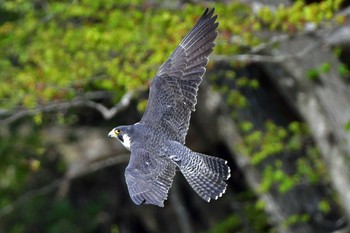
[108,8,230,207]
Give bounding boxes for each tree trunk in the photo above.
[192,70,347,232]
[262,33,350,223]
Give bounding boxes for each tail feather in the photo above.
[179,152,230,202]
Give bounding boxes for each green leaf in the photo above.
[344,121,350,131]
[306,68,320,80]
[319,63,331,73]
[318,200,331,213]
[338,63,350,77]
[240,121,253,132]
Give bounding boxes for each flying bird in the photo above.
[108,8,230,207]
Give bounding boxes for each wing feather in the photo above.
[141,8,218,143]
[124,147,176,207]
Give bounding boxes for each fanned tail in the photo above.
[179,151,230,202]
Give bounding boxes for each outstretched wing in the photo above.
[124,145,177,207]
[141,8,218,144]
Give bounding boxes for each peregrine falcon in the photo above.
[108,8,230,207]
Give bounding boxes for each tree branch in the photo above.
[250,34,290,53]
[0,90,138,125]
[212,40,320,64]
[84,91,136,120]
[66,154,130,179]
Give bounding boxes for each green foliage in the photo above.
[110,225,120,233]
[237,77,260,89]
[0,0,343,113]
[238,120,326,195]
[307,61,343,81]
[318,199,331,214]
[226,90,248,109]
[240,121,254,132]
[241,121,293,165]
[320,63,331,73]
[0,1,219,110]
[260,161,298,193]
[0,126,45,193]
[345,121,350,131]
[255,0,343,32]
[338,63,350,78]
[8,195,107,233]
[203,214,241,233]
[203,191,270,233]
[282,213,310,228]
[306,68,320,81]
[259,150,324,194]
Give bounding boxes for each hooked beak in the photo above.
[108,129,117,138]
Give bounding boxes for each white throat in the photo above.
[120,134,131,151]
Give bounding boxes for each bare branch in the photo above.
[67,154,130,179]
[84,91,136,120]
[0,90,138,125]
[212,40,320,64]
[250,34,290,53]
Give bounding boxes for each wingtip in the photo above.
[201,7,216,20]
[209,7,215,16]
[206,7,215,15]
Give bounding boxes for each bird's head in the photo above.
[108,126,131,150]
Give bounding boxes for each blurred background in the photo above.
[1,0,350,232]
